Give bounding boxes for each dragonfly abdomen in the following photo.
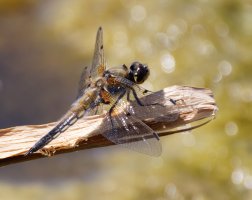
[25,112,81,156]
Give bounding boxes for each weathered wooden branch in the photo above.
[0,85,218,167]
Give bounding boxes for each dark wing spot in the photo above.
[122,64,128,70]
[100,45,103,50]
[126,112,131,116]
[143,89,149,94]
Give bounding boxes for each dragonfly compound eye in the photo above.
[129,61,150,84]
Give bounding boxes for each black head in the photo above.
[128,61,150,84]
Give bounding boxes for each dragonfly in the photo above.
[25,27,176,157]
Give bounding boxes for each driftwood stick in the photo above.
[0,85,218,166]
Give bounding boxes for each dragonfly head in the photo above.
[129,61,150,84]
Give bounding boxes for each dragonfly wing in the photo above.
[77,66,91,98]
[102,92,162,156]
[90,26,105,78]
[77,27,105,98]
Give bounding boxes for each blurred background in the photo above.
[0,0,251,199]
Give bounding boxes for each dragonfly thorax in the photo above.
[94,77,105,88]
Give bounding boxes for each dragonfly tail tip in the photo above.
[24,148,35,156]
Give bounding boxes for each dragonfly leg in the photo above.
[130,87,163,107]
[130,87,177,106]
[108,90,127,130]
[169,98,177,105]
[130,88,145,106]
[126,90,131,102]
